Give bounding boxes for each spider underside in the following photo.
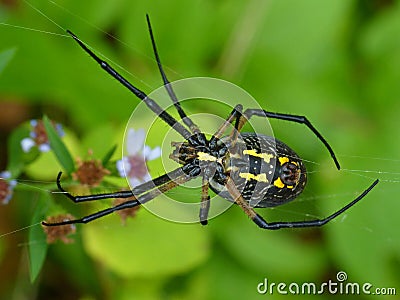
[43,15,379,230]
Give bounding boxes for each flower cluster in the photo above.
[21,119,64,153]
[42,214,76,244]
[112,128,161,224]
[0,171,17,205]
[113,197,141,224]
[73,157,110,187]
[5,118,162,246]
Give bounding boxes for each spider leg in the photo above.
[225,177,379,230]
[146,15,200,134]
[56,168,183,203]
[199,105,245,224]
[235,109,341,170]
[42,199,141,226]
[66,30,192,140]
[199,177,211,225]
[224,177,260,221]
[43,167,193,226]
[56,172,133,203]
[209,104,243,149]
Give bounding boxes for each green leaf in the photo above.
[6,125,33,178]
[83,208,210,278]
[28,192,50,283]
[102,144,117,166]
[0,47,16,74]
[43,115,75,174]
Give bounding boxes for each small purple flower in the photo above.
[116,128,161,187]
[0,171,17,205]
[21,119,64,152]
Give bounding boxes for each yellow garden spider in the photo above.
[43,15,379,230]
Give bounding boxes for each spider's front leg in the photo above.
[44,167,193,226]
[56,171,134,203]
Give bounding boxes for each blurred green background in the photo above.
[0,0,399,299]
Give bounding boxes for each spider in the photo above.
[42,15,379,230]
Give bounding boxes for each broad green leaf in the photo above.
[28,192,50,283]
[83,208,210,278]
[43,115,75,174]
[0,47,16,74]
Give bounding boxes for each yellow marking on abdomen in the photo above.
[278,156,289,165]
[239,172,268,182]
[198,152,217,162]
[243,149,274,163]
[273,177,285,188]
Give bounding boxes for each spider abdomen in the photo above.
[209,133,307,208]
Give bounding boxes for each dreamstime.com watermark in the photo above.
[257,271,397,296]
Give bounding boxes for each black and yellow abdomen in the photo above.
[209,133,307,208]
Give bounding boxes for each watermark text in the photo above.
[257,271,396,295]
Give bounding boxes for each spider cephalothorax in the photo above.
[170,133,229,183]
[42,15,378,230]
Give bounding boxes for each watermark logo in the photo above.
[257,271,396,295]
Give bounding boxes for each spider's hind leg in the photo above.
[224,177,379,230]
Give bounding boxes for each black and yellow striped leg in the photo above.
[209,104,243,149]
[225,177,379,230]
[199,177,211,225]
